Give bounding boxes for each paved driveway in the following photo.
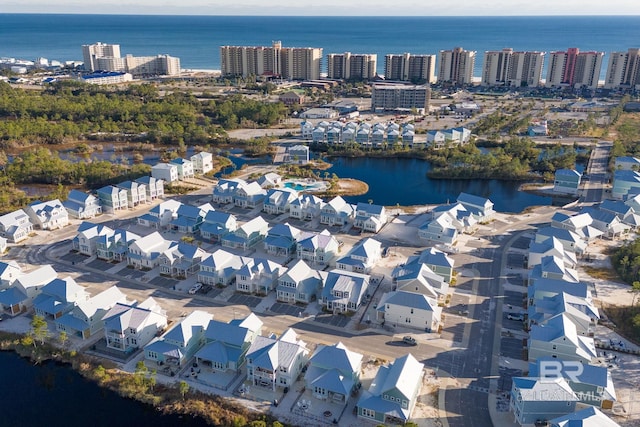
[228,293,262,308]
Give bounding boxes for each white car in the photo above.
[188,283,203,295]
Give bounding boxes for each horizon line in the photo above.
[2,12,640,17]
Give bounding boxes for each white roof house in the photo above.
[127,232,177,269]
[0,264,57,315]
[33,276,89,319]
[276,259,325,304]
[377,290,442,332]
[528,237,578,269]
[137,199,183,229]
[321,269,370,314]
[190,151,214,175]
[357,353,425,423]
[456,192,495,220]
[103,297,167,352]
[151,162,179,183]
[197,249,250,286]
[320,196,356,226]
[25,199,69,230]
[257,172,282,188]
[0,209,33,243]
[535,226,587,255]
[63,189,102,219]
[169,157,195,180]
[550,407,621,427]
[0,260,22,290]
[221,216,269,250]
[336,237,382,273]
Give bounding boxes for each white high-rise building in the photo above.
[371,84,431,112]
[326,52,377,80]
[438,47,476,85]
[546,48,604,89]
[384,53,437,83]
[481,49,544,87]
[604,48,640,90]
[220,41,322,80]
[82,42,121,72]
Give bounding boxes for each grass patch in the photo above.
[602,305,640,346]
[582,266,621,282]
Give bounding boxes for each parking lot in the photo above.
[503,290,526,309]
[60,252,88,264]
[118,268,146,280]
[86,258,115,271]
[501,336,526,360]
[507,253,526,269]
[511,236,532,250]
[270,302,306,317]
[313,313,350,328]
[228,293,262,308]
[150,276,178,288]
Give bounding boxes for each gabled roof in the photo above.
[162,310,212,346]
[237,216,269,235]
[550,406,621,427]
[246,328,307,372]
[73,286,127,320]
[356,202,385,216]
[16,265,57,290]
[67,189,96,204]
[203,209,235,225]
[512,377,578,402]
[268,223,301,240]
[377,290,438,312]
[309,341,362,374]
[204,319,254,348]
[457,192,493,209]
[380,354,424,400]
[297,229,337,251]
[40,276,85,301]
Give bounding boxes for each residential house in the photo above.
[169,157,195,180]
[305,342,363,403]
[418,215,459,245]
[144,310,213,368]
[551,212,601,241]
[257,172,282,189]
[527,279,592,308]
[158,243,207,278]
[289,194,324,220]
[300,121,314,139]
[321,269,370,314]
[279,90,305,105]
[357,354,425,424]
[72,222,114,256]
[528,313,597,363]
[127,232,177,269]
[0,209,33,243]
[612,169,640,200]
[103,297,168,353]
[96,229,141,262]
[0,236,6,254]
[137,199,182,229]
[116,181,147,207]
[0,265,57,316]
[200,210,238,242]
[377,290,441,332]
[535,227,587,255]
[97,185,129,213]
[528,237,578,270]
[234,182,266,209]
[550,407,621,427]
[530,357,616,409]
[170,203,213,234]
[528,293,599,337]
[33,276,89,319]
[213,178,246,204]
[287,145,310,164]
[264,223,302,256]
[427,130,446,149]
[195,313,263,373]
[336,237,382,273]
[0,261,21,291]
[25,199,69,230]
[135,176,165,200]
[276,259,324,304]
[393,263,449,305]
[221,216,269,250]
[528,255,580,286]
[63,189,102,219]
[151,162,179,183]
[580,207,630,239]
[263,188,299,215]
[429,202,479,233]
[353,202,388,233]
[320,196,356,226]
[554,169,582,195]
[614,156,640,171]
[190,152,213,175]
[246,328,309,391]
[296,229,340,265]
[197,249,249,286]
[406,247,455,283]
[236,258,286,295]
[55,286,129,339]
[510,377,578,426]
[600,199,640,229]
[456,192,495,221]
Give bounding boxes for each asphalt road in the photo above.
[581,140,612,204]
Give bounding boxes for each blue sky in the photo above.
[3,0,640,16]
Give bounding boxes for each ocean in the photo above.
[2,14,640,77]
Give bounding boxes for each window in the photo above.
[361,408,375,418]
[552,344,557,350]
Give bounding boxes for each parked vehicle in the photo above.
[188,283,203,295]
[506,313,524,321]
[402,336,417,346]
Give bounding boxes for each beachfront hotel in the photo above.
[438,47,476,85]
[545,48,604,90]
[220,41,323,80]
[604,48,640,90]
[370,83,431,112]
[384,53,437,84]
[81,42,181,77]
[326,52,377,80]
[481,48,545,87]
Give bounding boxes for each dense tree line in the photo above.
[0,82,288,146]
[612,238,640,284]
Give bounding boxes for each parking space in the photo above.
[203,287,223,298]
[313,313,350,328]
[501,337,526,360]
[502,317,526,330]
[270,302,306,317]
[507,253,526,269]
[86,259,114,271]
[511,236,531,250]
[118,268,146,279]
[503,290,526,308]
[228,293,262,308]
[444,293,470,315]
[60,252,88,264]
[150,276,178,288]
[497,366,523,395]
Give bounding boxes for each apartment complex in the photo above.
[371,84,431,112]
[384,53,437,83]
[481,48,545,87]
[604,48,640,90]
[81,42,181,76]
[220,41,322,80]
[326,52,377,80]
[438,47,476,85]
[545,48,604,90]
